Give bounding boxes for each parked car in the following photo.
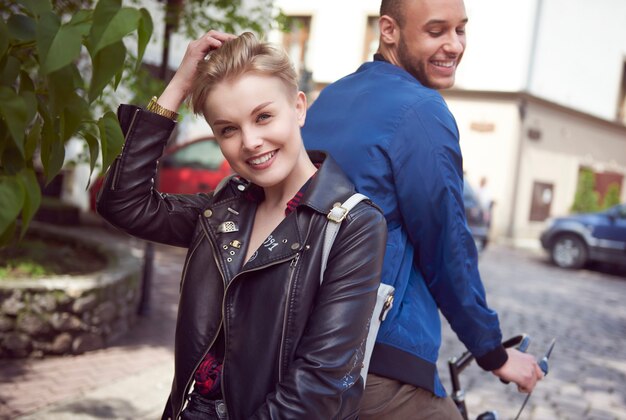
[158,137,231,194]
[463,179,491,252]
[89,137,230,210]
[540,203,626,269]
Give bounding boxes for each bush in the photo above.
[602,183,621,209]
[571,168,600,213]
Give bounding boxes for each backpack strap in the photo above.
[320,193,369,285]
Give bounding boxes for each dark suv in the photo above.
[540,203,626,269]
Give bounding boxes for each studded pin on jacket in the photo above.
[96,105,387,420]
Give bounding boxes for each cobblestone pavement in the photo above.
[0,232,185,420]
[437,246,626,420]
[1,234,624,419]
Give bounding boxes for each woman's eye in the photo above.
[221,126,236,136]
[257,113,272,123]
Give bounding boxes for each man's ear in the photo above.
[379,15,400,47]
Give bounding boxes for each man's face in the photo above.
[396,0,467,89]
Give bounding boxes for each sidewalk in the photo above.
[0,225,186,420]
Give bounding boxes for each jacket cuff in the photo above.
[475,344,508,371]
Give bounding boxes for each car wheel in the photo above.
[550,234,588,269]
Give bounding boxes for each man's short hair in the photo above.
[380,0,406,27]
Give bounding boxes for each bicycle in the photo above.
[448,334,555,420]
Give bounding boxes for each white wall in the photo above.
[444,97,522,238]
[455,0,537,92]
[272,0,380,83]
[529,0,626,121]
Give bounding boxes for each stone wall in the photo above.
[0,224,143,358]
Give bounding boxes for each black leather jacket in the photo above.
[97,106,387,420]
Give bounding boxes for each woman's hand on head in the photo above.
[158,30,237,112]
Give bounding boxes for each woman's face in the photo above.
[203,73,308,190]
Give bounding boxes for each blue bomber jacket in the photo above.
[302,60,508,396]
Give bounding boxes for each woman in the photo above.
[97,31,386,420]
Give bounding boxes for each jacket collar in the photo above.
[299,150,355,216]
[203,151,355,277]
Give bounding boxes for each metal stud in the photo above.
[229,251,235,256]
[290,243,300,250]
[237,184,245,191]
[229,240,242,249]
[222,245,228,250]
[203,209,213,218]
[227,257,233,262]
[282,239,288,243]
[305,245,311,250]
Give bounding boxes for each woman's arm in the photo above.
[96,106,211,247]
[252,204,387,419]
[96,31,236,247]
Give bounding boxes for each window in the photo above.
[282,16,312,91]
[363,16,380,62]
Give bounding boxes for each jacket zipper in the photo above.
[175,220,227,420]
[278,252,300,382]
[177,217,299,418]
[217,252,300,414]
[110,109,140,191]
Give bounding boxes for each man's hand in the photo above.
[158,30,237,112]
[493,348,544,393]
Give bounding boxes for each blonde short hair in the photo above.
[189,32,298,115]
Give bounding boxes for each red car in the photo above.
[158,137,231,194]
[90,137,231,210]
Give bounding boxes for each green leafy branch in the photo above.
[0,0,153,245]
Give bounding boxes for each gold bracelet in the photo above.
[146,96,179,121]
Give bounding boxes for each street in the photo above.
[438,245,626,420]
[2,241,625,420]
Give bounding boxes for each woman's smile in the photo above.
[247,150,277,169]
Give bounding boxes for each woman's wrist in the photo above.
[158,77,192,110]
[146,96,179,121]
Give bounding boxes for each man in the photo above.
[301,0,544,418]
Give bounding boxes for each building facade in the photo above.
[271,0,626,245]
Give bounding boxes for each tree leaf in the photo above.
[17,168,41,239]
[88,41,126,103]
[97,111,124,172]
[61,95,88,141]
[0,221,17,248]
[0,176,25,236]
[0,86,27,157]
[1,55,21,87]
[89,0,122,55]
[82,131,100,176]
[47,65,78,118]
[136,8,153,71]
[40,114,65,184]
[0,18,8,59]
[1,143,26,175]
[20,90,37,128]
[25,118,41,161]
[68,10,93,38]
[8,14,36,42]
[40,21,84,75]
[17,0,52,17]
[92,7,140,56]
[36,11,60,72]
